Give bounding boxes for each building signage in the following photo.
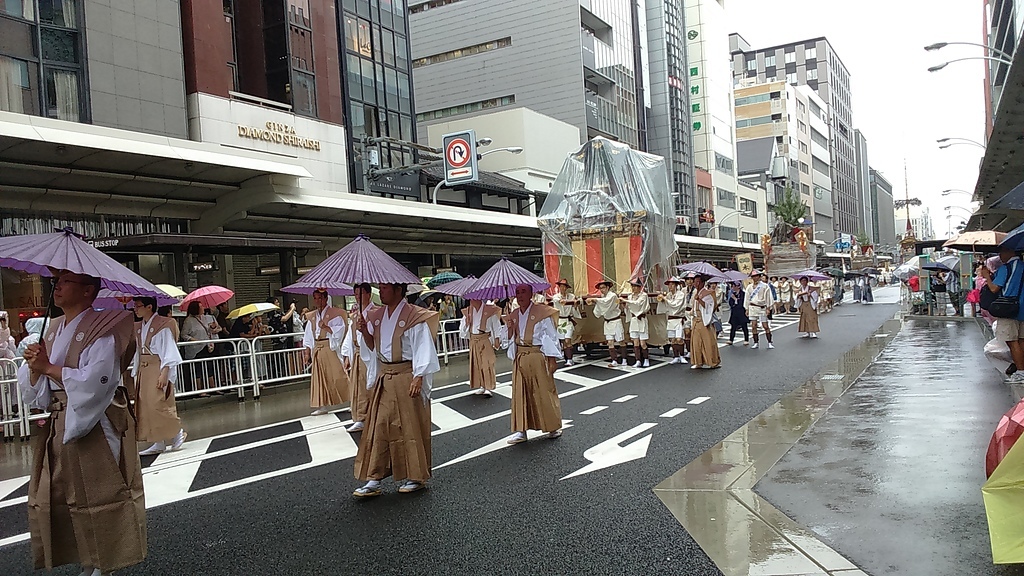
[237,121,321,151]
[88,239,120,248]
[368,172,420,198]
[190,262,217,272]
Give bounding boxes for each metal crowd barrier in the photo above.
[2,324,482,441]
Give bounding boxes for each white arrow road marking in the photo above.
[560,422,658,481]
[687,396,710,405]
[660,408,687,418]
[433,420,574,471]
[580,405,608,415]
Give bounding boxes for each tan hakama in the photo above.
[349,349,371,423]
[135,353,180,442]
[311,339,350,408]
[354,361,432,482]
[468,333,496,391]
[511,345,562,433]
[798,300,820,333]
[690,308,721,368]
[30,391,146,572]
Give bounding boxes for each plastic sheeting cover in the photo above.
[537,137,675,295]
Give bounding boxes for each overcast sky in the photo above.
[724,0,987,237]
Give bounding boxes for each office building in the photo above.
[870,168,896,247]
[853,129,872,242]
[733,79,831,235]
[730,33,857,235]
[685,0,740,238]
[896,206,936,242]
[409,0,697,222]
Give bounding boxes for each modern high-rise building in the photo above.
[869,168,896,247]
[852,129,872,242]
[730,33,858,235]
[685,0,740,238]
[733,79,831,235]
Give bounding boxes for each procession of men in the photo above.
[2,226,847,576]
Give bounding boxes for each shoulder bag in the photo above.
[989,261,1023,319]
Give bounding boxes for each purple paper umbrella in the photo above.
[283,234,419,292]
[434,275,478,297]
[0,228,166,298]
[789,269,831,282]
[676,261,726,278]
[463,258,550,301]
[722,270,749,283]
[94,288,180,310]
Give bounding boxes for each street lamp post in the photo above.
[941,189,973,197]
[431,146,524,204]
[924,41,1013,62]
[706,208,747,239]
[928,55,1013,72]
[936,137,986,149]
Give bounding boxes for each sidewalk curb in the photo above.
[654,315,902,576]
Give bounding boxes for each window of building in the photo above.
[747,59,756,71]
[812,157,830,175]
[409,0,463,14]
[800,162,809,174]
[799,142,808,154]
[416,94,516,121]
[805,46,817,60]
[413,36,511,68]
[785,51,796,64]
[811,128,828,148]
[715,152,734,174]
[717,187,736,208]
[719,226,738,241]
[0,0,84,120]
[800,183,810,195]
[765,54,776,67]
[787,72,798,85]
[735,93,770,107]
[742,231,759,243]
[798,120,807,133]
[740,198,758,218]
[807,69,818,80]
[735,115,772,128]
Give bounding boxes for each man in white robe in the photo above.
[504,284,564,444]
[623,280,651,367]
[587,281,625,368]
[341,283,376,431]
[745,270,776,349]
[302,289,350,415]
[132,296,185,455]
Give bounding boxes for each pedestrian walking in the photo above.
[504,283,564,444]
[133,296,187,455]
[979,246,1024,383]
[745,270,776,349]
[18,273,145,576]
[796,277,820,339]
[726,282,750,345]
[623,279,651,367]
[353,282,440,497]
[689,275,721,369]
[458,297,502,397]
[341,283,377,432]
[588,280,626,367]
[551,279,581,366]
[657,278,688,363]
[302,289,351,416]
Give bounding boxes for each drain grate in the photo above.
[819,374,844,380]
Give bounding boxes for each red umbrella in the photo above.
[987,398,1024,478]
[179,285,234,311]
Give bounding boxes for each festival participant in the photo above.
[587,280,626,367]
[18,273,145,576]
[657,278,688,363]
[689,275,721,369]
[504,284,563,444]
[780,277,795,313]
[745,270,776,350]
[796,277,820,338]
[458,296,502,397]
[682,275,698,362]
[726,282,750,345]
[341,283,376,432]
[550,279,581,366]
[623,279,651,367]
[302,289,351,416]
[133,296,186,456]
[353,283,439,497]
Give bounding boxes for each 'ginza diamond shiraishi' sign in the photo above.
[237,121,321,151]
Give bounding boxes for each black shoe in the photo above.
[1007,363,1018,376]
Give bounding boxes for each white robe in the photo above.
[797,289,820,310]
[505,304,563,360]
[364,301,440,402]
[130,317,182,385]
[340,304,374,364]
[458,304,502,343]
[302,307,347,355]
[17,312,122,459]
[592,291,620,320]
[696,293,715,327]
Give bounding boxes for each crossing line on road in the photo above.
[660,408,687,418]
[580,406,609,415]
[613,395,638,403]
[687,397,710,405]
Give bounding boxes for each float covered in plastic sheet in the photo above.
[538,137,676,297]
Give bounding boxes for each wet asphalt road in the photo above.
[0,300,899,576]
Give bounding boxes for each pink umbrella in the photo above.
[0,228,166,298]
[463,259,550,301]
[987,399,1024,478]
[284,234,419,287]
[179,285,234,311]
[434,275,478,297]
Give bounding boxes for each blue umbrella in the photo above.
[922,261,953,272]
[999,222,1024,251]
[426,271,463,288]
